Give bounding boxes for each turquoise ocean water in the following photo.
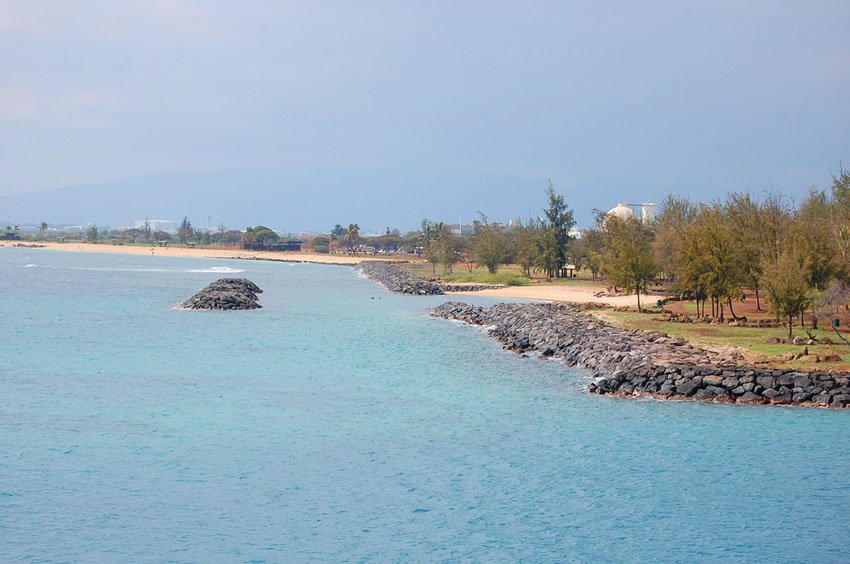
[1,247,849,562]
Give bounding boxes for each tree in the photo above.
[142,219,152,241]
[220,230,243,244]
[534,225,561,280]
[345,223,361,254]
[124,228,143,243]
[725,193,766,310]
[653,194,697,283]
[543,180,576,277]
[474,222,509,274]
[673,205,742,319]
[39,222,48,240]
[510,220,539,278]
[829,163,850,212]
[241,227,257,247]
[421,220,440,275]
[331,224,346,241]
[758,191,792,265]
[762,247,812,338]
[177,216,194,244]
[312,235,331,253]
[602,216,657,310]
[432,225,460,274]
[86,224,99,242]
[576,227,606,282]
[796,192,841,290]
[251,225,279,246]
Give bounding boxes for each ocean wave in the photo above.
[186,266,245,274]
[22,264,38,268]
[68,267,173,272]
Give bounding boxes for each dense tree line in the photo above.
[369,166,850,336]
[571,165,850,336]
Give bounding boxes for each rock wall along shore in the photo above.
[432,301,850,408]
[358,261,502,295]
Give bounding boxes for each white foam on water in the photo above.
[22,264,38,268]
[186,266,245,274]
[67,267,174,272]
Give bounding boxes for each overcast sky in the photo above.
[1,1,848,218]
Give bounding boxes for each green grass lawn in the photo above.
[441,271,530,286]
[599,310,850,369]
[398,261,603,287]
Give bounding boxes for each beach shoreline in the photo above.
[0,240,374,265]
[2,241,639,306]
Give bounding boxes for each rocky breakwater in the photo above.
[358,261,503,295]
[182,278,263,310]
[432,301,850,408]
[359,261,444,295]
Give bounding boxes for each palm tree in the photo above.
[346,223,360,255]
[39,222,48,240]
[240,227,257,249]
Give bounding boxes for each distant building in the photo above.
[606,202,656,224]
[448,223,475,236]
[608,203,636,221]
[134,219,176,232]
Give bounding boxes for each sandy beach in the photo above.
[0,240,374,265]
[449,284,640,307]
[1,240,640,306]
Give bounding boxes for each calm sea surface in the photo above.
[1,248,849,562]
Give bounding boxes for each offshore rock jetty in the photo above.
[182,278,263,310]
[432,301,850,408]
[358,261,502,295]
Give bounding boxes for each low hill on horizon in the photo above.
[0,168,668,233]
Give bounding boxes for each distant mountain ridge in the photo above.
[0,168,666,232]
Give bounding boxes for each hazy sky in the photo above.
[1,1,849,223]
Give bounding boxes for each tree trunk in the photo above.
[727,296,738,320]
[788,315,793,339]
[755,287,762,312]
[636,288,641,311]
